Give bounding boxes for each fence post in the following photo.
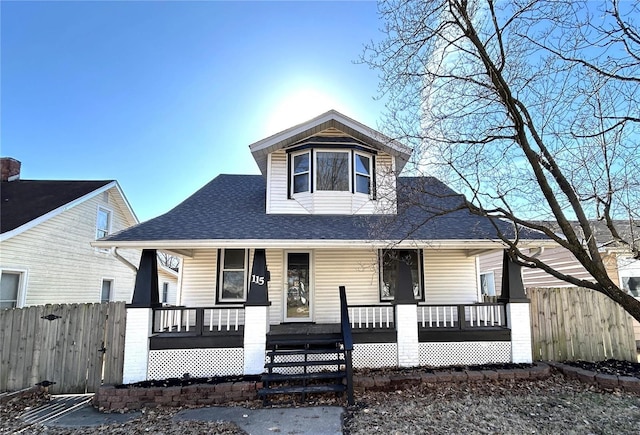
[122,308,153,384]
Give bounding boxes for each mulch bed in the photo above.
[562,359,640,378]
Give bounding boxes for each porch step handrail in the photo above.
[152,305,245,335]
[338,286,354,405]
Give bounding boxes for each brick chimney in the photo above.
[1,158,21,182]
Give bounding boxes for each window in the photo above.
[354,153,371,194]
[288,146,375,197]
[1,272,22,308]
[622,276,640,297]
[162,282,169,303]
[101,279,113,302]
[379,250,423,301]
[96,207,111,239]
[316,151,349,191]
[292,152,310,194]
[480,272,497,301]
[218,249,248,302]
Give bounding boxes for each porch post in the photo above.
[244,249,270,375]
[123,249,159,384]
[394,260,419,367]
[499,251,533,363]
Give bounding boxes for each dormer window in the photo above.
[355,153,371,195]
[288,140,376,198]
[316,151,349,191]
[292,152,310,194]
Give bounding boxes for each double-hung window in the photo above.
[96,207,111,239]
[379,249,423,301]
[101,279,113,302]
[218,249,248,302]
[0,271,23,308]
[354,152,372,195]
[292,152,310,194]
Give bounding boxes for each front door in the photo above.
[284,252,312,322]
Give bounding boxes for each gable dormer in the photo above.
[249,110,412,215]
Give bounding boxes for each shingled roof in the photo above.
[101,174,543,244]
[1,180,114,234]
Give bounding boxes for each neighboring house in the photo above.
[158,264,179,305]
[0,157,140,308]
[479,222,640,344]
[94,110,548,384]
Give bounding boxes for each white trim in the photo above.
[0,267,28,308]
[1,181,139,242]
[92,238,557,250]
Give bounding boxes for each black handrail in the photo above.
[339,286,354,405]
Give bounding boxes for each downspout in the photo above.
[111,247,138,273]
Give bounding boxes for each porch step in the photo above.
[266,347,344,357]
[257,384,346,397]
[265,359,344,369]
[266,336,342,348]
[261,332,349,405]
[262,371,346,383]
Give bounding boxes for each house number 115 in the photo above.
[251,275,265,286]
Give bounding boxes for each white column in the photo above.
[507,302,533,363]
[122,308,152,384]
[243,306,269,375]
[396,304,419,367]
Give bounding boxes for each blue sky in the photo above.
[1,1,386,221]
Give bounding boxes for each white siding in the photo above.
[479,247,596,295]
[158,268,178,305]
[266,148,397,215]
[0,187,139,306]
[179,247,482,324]
[423,250,479,304]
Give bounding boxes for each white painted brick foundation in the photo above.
[507,302,533,363]
[243,306,269,375]
[123,308,152,384]
[395,304,419,367]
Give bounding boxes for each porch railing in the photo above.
[417,303,506,329]
[152,306,245,335]
[348,304,394,329]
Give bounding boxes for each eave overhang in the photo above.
[92,238,558,251]
[249,110,412,176]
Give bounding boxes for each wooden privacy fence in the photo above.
[529,287,637,362]
[0,302,126,394]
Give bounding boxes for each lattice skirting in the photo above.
[353,343,398,368]
[148,348,244,380]
[419,342,511,367]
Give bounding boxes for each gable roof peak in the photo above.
[249,110,413,176]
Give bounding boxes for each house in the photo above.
[93,111,549,390]
[0,157,141,307]
[479,223,640,345]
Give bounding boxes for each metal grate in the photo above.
[352,343,398,368]
[419,342,511,366]
[148,348,244,379]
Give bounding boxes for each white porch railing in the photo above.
[417,303,506,329]
[348,305,394,329]
[152,306,245,334]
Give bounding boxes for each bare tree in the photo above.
[157,252,180,272]
[363,0,640,321]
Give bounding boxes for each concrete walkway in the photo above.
[45,402,343,434]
